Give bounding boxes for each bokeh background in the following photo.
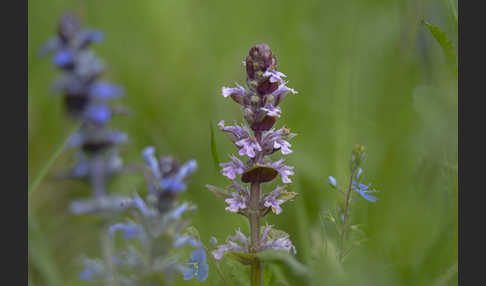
[28,0,458,285]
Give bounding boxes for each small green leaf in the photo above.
[205,184,231,199]
[278,191,298,202]
[256,250,310,278]
[227,251,257,265]
[422,20,457,76]
[209,120,220,171]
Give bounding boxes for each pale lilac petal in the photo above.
[261,104,281,117]
[222,84,247,98]
[220,156,246,180]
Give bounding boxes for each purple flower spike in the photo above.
[210,44,298,267]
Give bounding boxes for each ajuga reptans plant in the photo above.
[41,12,208,284]
[41,12,128,210]
[327,144,379,261]
[206,44,298,285]
[78,147,208,284]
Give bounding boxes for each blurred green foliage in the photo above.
[28,0,457,285]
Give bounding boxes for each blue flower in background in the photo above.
[352,181,378,202]
[78,259,103,281]
[183,249,209,281]
[328,176,338,188]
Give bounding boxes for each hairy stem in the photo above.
[249,182,263,286]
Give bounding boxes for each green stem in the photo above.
[249,182,263,286]
[250,259,263,286]
[339,168,356,260]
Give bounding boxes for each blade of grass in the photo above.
[28,123,79,202]
[28,123,79,286]
[209,120,220,171]
[29,216,62,286]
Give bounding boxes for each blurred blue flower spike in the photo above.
[352,181,378,202]
[183,249,209,281]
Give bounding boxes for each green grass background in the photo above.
[28,0,458,285]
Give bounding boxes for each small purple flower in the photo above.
[142,147,197,194]
[84,104,111,125]
[174,235,202,248]
[235,136,262,158]
[271,84,298,106]
[224,191,248,213]
[261,186,296,215]
[89,81,125,99]
[271,159,295,183]
[109,222,142,239]
[131,193,155,217]
[212,244,231,260]
[142,146,161,180]
[263,70,286,84]
[79,259,103,281]
[69,195,132,214]
[222,84,247,98]
[220,156,246,180]
[261,104,282,117]
[262,186,286,215]
[260,127,295,155]
[260,225,296,254]
[52,49,74,68]
[328,176,338,188]
[77,29,104,48]
[218,120,251,143]
[273,137,292,155]
[352,181,378,202]
[212,229,249,260]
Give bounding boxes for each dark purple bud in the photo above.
[256,79,279,95]
[245,44,277,81]
[58,12,82,43]
[64,94,90,116]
